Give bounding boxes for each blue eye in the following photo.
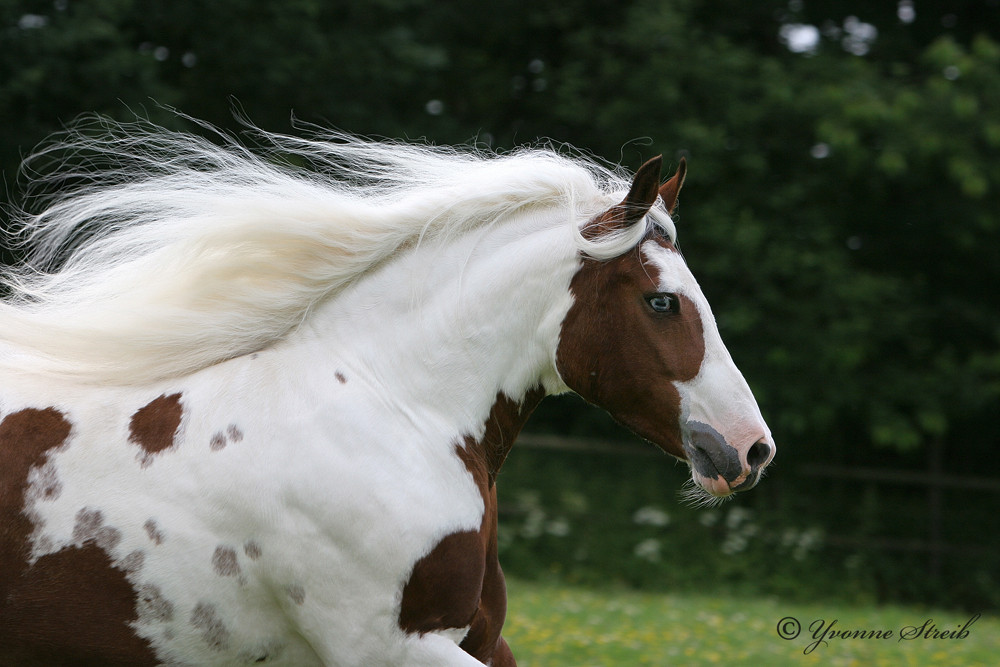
[646,293,678,313]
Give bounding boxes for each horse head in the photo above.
[556,157,774,501]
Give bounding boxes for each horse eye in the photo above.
[646,293,678,314]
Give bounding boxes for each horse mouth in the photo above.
[690,463,764,499]
[691,470,735,497]
[682,426,771,498]
[684,441,734,497]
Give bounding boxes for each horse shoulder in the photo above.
[398,438,510,664]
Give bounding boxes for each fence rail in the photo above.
[516,432,658,457]
[797,463,1000,492]
[514,432,998,570]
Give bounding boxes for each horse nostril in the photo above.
[746,439,771,470]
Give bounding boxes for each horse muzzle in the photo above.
[684,420,774,497]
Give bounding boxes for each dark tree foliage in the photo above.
[2,0,998,467]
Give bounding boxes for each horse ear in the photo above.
[622,155,663,227]
[658,157,687,215]
[582,155,662,240]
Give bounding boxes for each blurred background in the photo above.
[2,0,998,618]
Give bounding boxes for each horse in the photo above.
[0,119,774,666]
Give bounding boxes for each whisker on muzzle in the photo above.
[677,478,733,509]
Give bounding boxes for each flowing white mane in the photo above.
[0,117,674,385]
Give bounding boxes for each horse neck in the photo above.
[295,207,579,442]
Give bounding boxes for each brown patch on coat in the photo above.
[335,371,347,384]
[120,549,145,575]
[1,542,159,666]
[398,390,543,664]
[474,388,545,488]
[284,584,306,605]
[26,460,62,503]
[491,638,518,667]
[209,432,227,451]
[129,393,183,464]
[398,527,484,634]
[212,545,241,577]
[143,519,165,545]
[454,445,510,664]
[190,601,230,651]
[1,407,73,607]
[244,540,262,560]
[73,507,122,552]
[556,232,705,459]
[210,424,245,452]
[136,583,174,623]
[0,408,158,665]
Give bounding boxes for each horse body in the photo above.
[0,124,773,665]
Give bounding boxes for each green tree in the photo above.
[3,0,998,462]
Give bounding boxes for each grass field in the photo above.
[503,578,999,666]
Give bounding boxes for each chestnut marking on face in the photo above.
[556,233,705,459]
[128,393,183,466]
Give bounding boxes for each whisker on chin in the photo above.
[677,478,732,509]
